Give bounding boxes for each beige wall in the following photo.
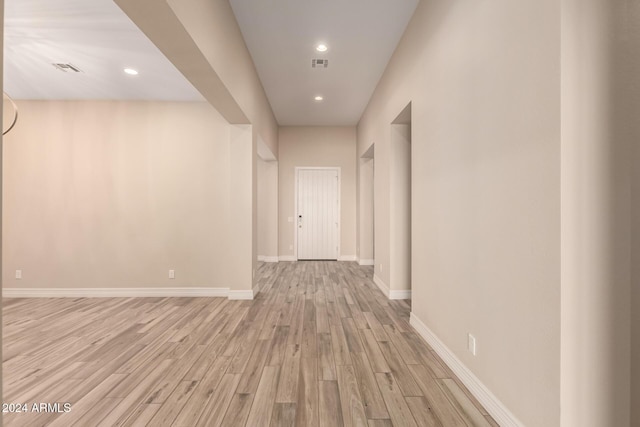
[624,0,640,422]
[116,0,279,294]
[357,153,374,263]
[116,0,278,154]
[258,157,278,259]
[228,124,255,293]
[164,0,278,155]
[278,127,356,259]
[164,0,280,292]
[358,0,560,425]
[561,0,636,425]
[2,101,239,291]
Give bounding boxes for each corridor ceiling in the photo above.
[229,0,418,125]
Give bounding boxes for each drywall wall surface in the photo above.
[165,0,278,157]
[358,155,374,263]
[278,126,356,259]
[228,124,254,293]
[113,0,249,126]
[258,158,278,260]
[3,101,235,290]
[358,0,561,425]
[115,0,279,292]
[622,0,640,423]
[561,0,632,425]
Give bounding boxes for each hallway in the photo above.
[3,262,496,426]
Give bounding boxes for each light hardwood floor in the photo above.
[2,262,498,426]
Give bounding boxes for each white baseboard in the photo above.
[389,289,411,300]
[2,287,229,298]
[409,312,524,427]
[276,256,359,262]
[228,289,255,300]
[373,274,390,297]
[258,255,279,263]
[372,275,411,300]
[358,258,374,266]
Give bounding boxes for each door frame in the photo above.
[294,166,341,261]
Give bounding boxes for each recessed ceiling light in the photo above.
[316,44,328,52]
[314,95,324,101]
[123,68,139,75]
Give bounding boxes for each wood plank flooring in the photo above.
[2,262,498,426]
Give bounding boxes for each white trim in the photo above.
[389,289,411,300]
[409,313,525,427]
[258,255,279,263]
[338,255,357,262]
[228,289,255,300]
[2,287,229,298]
[358,258,375,266]
[373,274,390,297]
[372,275,410,300]
[295,166,341,261]
[278,256,297,262]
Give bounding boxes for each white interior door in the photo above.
[297,168,339,260]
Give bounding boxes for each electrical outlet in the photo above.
[468,333,477,356]
[15,270,22,280]
[169,269,175,279]
[379,263,383,272]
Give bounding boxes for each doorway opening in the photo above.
[390,102,412,299]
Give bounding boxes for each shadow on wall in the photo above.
[625,0,640,422]
[598,0,634,418]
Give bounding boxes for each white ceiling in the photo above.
[4,0,418,125]
[4,0,203,101]
[229,0,418,126]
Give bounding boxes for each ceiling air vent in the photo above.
[311,59,328,68]
[52,63,83,73]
